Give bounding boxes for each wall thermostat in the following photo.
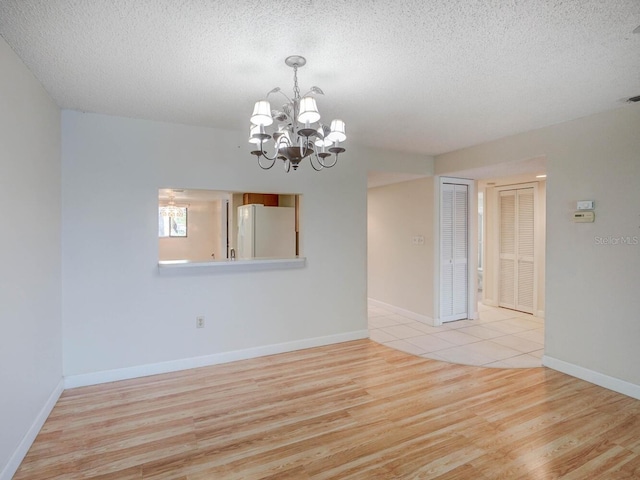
[577,200,594,210]
[573,211,595,223]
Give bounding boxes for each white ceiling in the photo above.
[1,1,638,156]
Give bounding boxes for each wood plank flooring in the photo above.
[14,340,640,479]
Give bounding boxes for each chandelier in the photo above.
[249,55,346,172]
[160,196,184,218]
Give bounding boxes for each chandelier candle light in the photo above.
[249,55,346,172]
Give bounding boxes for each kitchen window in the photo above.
[158,207,187,237]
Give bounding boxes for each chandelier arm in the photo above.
[257,139,287,161]
[258,148,280,161]
[257,156,277,170]
[318,154,338,169]
[308,154,324,171]
[299,135,313,159]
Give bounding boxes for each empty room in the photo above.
[1,1,640,478]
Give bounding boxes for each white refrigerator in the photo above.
[237,204,296,259]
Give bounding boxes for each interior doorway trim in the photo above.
[434,176,477,326]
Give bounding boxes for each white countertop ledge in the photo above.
[158,257,306,273]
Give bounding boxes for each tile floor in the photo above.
[368,303,544,368]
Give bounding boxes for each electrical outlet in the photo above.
[196,316,205,328]
[412,235,425,245]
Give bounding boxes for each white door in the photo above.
[499,188,535,313]
[440,183,468,322]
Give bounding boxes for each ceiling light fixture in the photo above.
[160,196,184,218]
[249,56,346,172]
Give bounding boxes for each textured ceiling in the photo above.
[1,0,639,156]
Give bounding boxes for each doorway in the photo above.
[366,166,546,367]
[480,177,546,318]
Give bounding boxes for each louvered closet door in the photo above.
[499,191,516,309]
[440,183,468,322]
[453,186,469,316]
[516,188,535,313]
[440,184,455,319]
[499,188,534,314]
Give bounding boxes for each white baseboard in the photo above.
[368,298,435,326]
[543,355,640,401]
[1,379,64,480]
[64,330,369,389]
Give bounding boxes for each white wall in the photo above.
[61,110,432,377]
[159,200,221,261]
[368,178,435,320]
[0,39,62,478]
[436,105,640,389]
[368,150,434,176]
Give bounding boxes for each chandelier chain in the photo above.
[293,64,300,100]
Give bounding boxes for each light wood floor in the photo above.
[15,340,640,479]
